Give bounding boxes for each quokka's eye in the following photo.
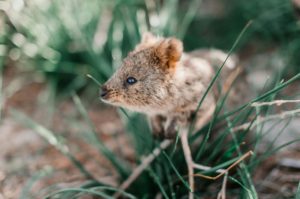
[126,77,137,85]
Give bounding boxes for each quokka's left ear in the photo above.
[155,38,183,71]
[134,32,159,52]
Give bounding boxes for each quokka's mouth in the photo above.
[99,91,116,104]
[100,95,113,104]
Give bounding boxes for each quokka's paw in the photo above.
[164,123,178,139]
[150,115,167,140]
[152,129,166,140]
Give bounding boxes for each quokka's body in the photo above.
[100,33,239,138]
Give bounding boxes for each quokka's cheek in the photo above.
[108,94,125,104]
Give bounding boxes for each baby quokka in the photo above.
[100,32,238,199]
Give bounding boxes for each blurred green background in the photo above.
[1,0,299,99]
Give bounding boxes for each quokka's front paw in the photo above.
[150,115,167,140]
[164,119,178,139]
[152,129,166,140]
[164,125,177,139]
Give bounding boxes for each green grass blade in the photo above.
[20,167,53,199]
[238,165,258,199]
[251,73,300,103]
[221,103,258,198]
[254,138,300,166]
[147,168,170,199]
[162,161,176,199]
[196,155,243,175]
[162,151,191,192]
[192,21,252,162]
[229,176,253,198]
[189,20,253,134]
[177,0,203,39]
[194,86,232,160]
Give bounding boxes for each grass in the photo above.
[296,181,300,199]
[1,0,300,198]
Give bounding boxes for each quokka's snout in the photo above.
[100,85,109,99]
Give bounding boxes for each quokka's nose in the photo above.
[100,86,108,98]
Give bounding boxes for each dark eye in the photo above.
[126,77,137,85]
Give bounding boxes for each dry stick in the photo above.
[181,132,254,199]
[180,129,195,199]
[232,108,300,132]
[181,103,217,199]
[217,172,228,199]
[251,99,300,107]
[114,139,172,198]
[193,150,253,180]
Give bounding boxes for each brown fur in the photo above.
[101,32,239,138]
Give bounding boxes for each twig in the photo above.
[194,150,253,180]
[180,128,195,199]
[217,172,228,199]
[251,99,300,107]
[232,108,300,132]
[114,139,172,198]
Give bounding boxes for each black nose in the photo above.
[100,86,108,98]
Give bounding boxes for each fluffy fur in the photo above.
[101,32,238,138]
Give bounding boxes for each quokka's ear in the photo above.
[141,32,156,43]
[155,38,183,70]
[134,32,159,51]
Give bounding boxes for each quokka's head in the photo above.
[100,32,183,113]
